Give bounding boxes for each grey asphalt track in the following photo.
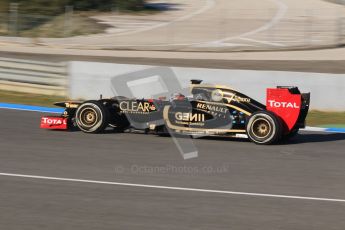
[1,109,345,230]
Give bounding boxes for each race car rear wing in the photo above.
[266,87,310,132]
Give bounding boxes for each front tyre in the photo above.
[75,101,109,133]
[246,111,282,145]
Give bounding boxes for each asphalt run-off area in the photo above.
[1,108,345,229]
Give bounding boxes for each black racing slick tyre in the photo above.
[75,101,109,133]
[282,128,299,141]
[246,111,282,145]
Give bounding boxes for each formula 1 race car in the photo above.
[40,80,310,145]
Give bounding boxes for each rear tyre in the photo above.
[282,128,299,141]
[246,111,282,145]
[75,101,109,133]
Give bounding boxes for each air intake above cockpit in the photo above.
[191,79,203,84]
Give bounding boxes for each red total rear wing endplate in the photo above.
[266,87,310,132]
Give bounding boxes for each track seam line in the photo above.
[1,172,345,203]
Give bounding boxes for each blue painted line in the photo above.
[0,103,64,114]
[325,128,345,133]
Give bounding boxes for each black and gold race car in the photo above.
[41,80,310,145]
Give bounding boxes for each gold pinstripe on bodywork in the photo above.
[163,105,246,133]
[191,84,252,116]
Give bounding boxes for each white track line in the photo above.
[238,0,288,38]
[238,37,286,47]
[1,172,345,203]
[193,0,288,47]
[40,0,216,48]
[103,0,216,37]
[72,0,286,48]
